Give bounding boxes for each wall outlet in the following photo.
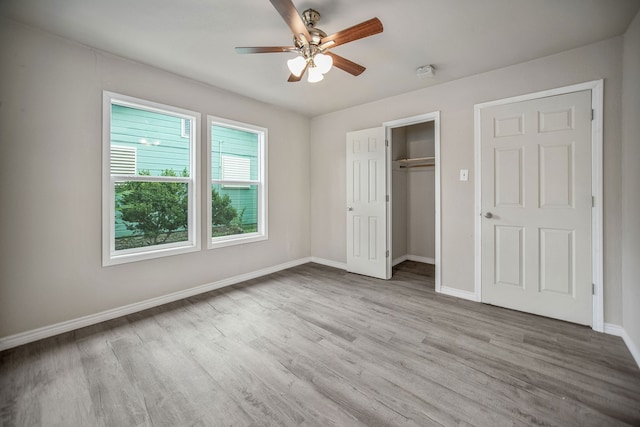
[459,169,469,181]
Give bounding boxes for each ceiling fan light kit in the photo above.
[287,55,307,77]
[235,0,383,83]
[307,65,325,83]
[286,48,333,82]
[312,53,333,74]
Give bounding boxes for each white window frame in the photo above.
[102,91,201,266]
[207,115,268,249]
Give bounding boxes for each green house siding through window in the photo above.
[110,105,257,239]
[211,125,259,229]
[111,105,191,176]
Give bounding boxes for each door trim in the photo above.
[384,112,441,290]
[473,80,604,331]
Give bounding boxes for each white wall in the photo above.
[406,122,436,261]
[621,10,640,360]
[0,19,311,339]
[310,37,624,325]
[391,127,408,260]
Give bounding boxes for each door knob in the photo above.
[484,212,493,218]
[347,207,353,211]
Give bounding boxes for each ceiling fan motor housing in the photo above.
[294,8,327,48]
[302,9,321,27]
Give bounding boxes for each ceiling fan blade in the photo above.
[235,46,297,54]
[326,52,366,76]
[269,0,311,43]
[287,62,310,82]
[321,18,383,48]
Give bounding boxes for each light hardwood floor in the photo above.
[1,261,639,426]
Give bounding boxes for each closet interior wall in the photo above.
[391,121,436,267]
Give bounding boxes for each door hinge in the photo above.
[592,109,595,121]
[592,283,596,295]
[386,195,389,202]
[592,196,595,207]
[386,250,389,258]
[385,139,389,147]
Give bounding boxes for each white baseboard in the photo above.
[604,323,640,368]
[392,255,408,266]
[393,254,435,266]
[604,323,624,336]
[310,257,347,270]
[0,257,312,352]
[438,285,481,302]
[622,330,640,369]
[407,255,435,264]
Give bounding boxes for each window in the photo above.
[102,92,200,266]
[208,116,267,249]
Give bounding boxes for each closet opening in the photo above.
[384,112,441,289]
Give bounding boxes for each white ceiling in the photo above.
[2,0,639,117]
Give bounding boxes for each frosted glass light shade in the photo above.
[287,56,307,77]
[307,66,324,83]
[314,53,333,74]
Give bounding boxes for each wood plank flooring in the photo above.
[1,261,639,426]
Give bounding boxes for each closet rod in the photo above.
[399,163,435,169]
[395,156,435,163]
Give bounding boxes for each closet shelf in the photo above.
[394,156,436,168]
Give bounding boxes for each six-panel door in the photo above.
[480,90,592,325]
[346,127,388,279]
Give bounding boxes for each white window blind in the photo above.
[110,145,137,175]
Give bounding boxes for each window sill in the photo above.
[208,232,267,250]
[103,241,201,267]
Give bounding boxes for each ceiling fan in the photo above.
[235,0,383,83]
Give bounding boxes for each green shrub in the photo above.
[211,188,237,227]
[116,169,188,246]
[116,169,247,246]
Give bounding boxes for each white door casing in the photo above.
[346,127,389,279]
[479,89,593,325]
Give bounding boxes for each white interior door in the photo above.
[480,90,592,325]
[346,127,389,279]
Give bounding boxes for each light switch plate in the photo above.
[459,169,469,181]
